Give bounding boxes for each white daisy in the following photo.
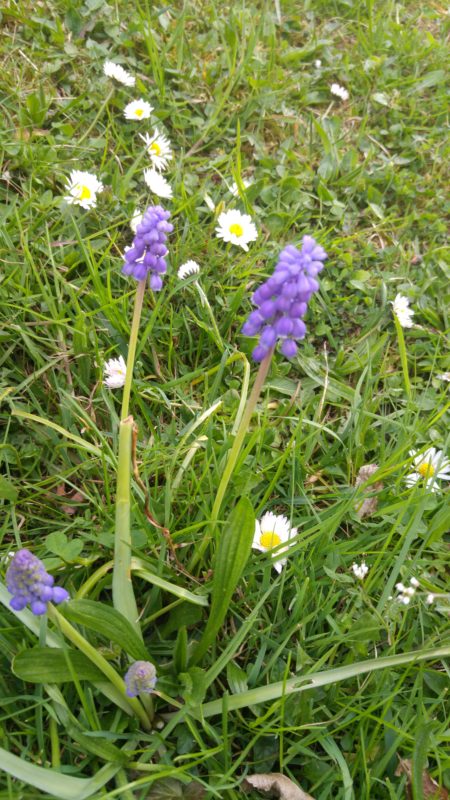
[406,447,450,492]
[178,260,200,280]
[330,83,349,101]
[215,209,258,251]
[103,61,135,87]
[140,128,172,171]
[391,293,414,328]
[64,170,103,210]
[436,372,450,382]
[124,99,153,121]
[252,512,297,573]
[352,562,369,580]
[104,356,127,389]
[143,168,173,199]
[228,178,251,196]
[130,208,143,233]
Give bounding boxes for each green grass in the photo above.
[1,0,449,797]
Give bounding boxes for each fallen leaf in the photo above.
[354,463,383,518]
[396,758,448,799]
[55,483,85,515]
[242,773,315,800]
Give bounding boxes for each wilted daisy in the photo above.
[215,209,257,251]
[178,260,200,280]
[352,562,369,580]
[130,208,143,233]
[252,512,297,573]
[392,293,414,328]
[406,447,450,492]
[144,168,173,199]
[103,60,135,87]
[104,356,127,389]
[330,83,349,101]
[140,128,172,171]
[64,170,103,210]
[124,99,153,121]
[228,178,251,196]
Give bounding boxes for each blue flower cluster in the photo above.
[124,661,157,697]
[6,549,69,616]
[242,236,327,361]
[122,205,173,290]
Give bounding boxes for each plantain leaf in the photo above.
[13,647,104,683]
[62,599,149,660]
[191,497,255,664]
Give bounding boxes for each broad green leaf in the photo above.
[191,497,255,664]
[46,531,83,562]
[63,599,149,661]
[147,779,206,799]
[179,667,208,707]
[13,647,104,683]
[0,475,18,501]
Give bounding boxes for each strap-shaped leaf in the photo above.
[13,647,104,683]
[63,599,149,660]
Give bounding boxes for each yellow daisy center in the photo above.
[260,531,281,549]
[418,462,435,478]
[135,108,144,117]
[150,141,161,155]
[78,185,91,200]
[229,223,243,237]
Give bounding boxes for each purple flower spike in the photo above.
[243,236,327,361]
[124,661,157,697]
[6,549,69,616]
[122,206,173,290]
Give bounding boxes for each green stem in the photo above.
[121,279,147,421]
[394,315,412,401]
[189,350,273,571]
[47,605,150,730]
[77,87,114,145]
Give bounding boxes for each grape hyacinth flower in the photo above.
[242,236,327,361]
[124,661,157,697]
[122,205,173,290]
[6,549,69,616]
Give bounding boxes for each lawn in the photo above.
[0,0,449,798]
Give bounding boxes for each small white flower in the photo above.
[178,260,200,280]
[253,512,297,573]
[228,178,251,196]
[314,59,322,68]
[64,170,103,210]
[215,209,258,251]
[406,447,450,492]
[436,372,450,382]
[399,595,411,605]
[330,83,349,101]
[103,60,135,87]
[143,168,173,199]
[140,128,172,171]
[403,587,415,597]
[352,562,369,580]
[391,293,415,328]
[410,577,420,588]
[124,99,153,121]
[130,208,143,233]
[104,356,127,389]
[426,593,435,604]
[396,583,405,592]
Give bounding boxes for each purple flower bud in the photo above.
[242,238,327,361]
[6,549,69,616]
[122,205,173,289]
[124,661,157,697]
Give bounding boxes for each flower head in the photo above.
[392,293,414,328]
[144,168,173,199]
[405,447,450,492]
[330,83,349,101]
[140,128,172,171]
[124,99,153,121]
[252,512,297,573]
[242,236,327,361]
[64,170,103,210]
[215,209,257,251]
[436,372,450,382]
[122,205,173,289]
[6,549,69,616]
[177,260,200,280]
[103,61,135,87]
[395,580,416,605]
[124,661,157,697]
[352,562,369,580]
[104,356,127,389]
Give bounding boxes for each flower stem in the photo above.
[121,279,147,421]
[393,316,412,400]
[189,350,273,571]
[47,604,151,730]
[77,88,114,146]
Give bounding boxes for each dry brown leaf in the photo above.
[354,463,383,518]
[395,758,449,799]
[242,773,315,800]
[55,484,85,515]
